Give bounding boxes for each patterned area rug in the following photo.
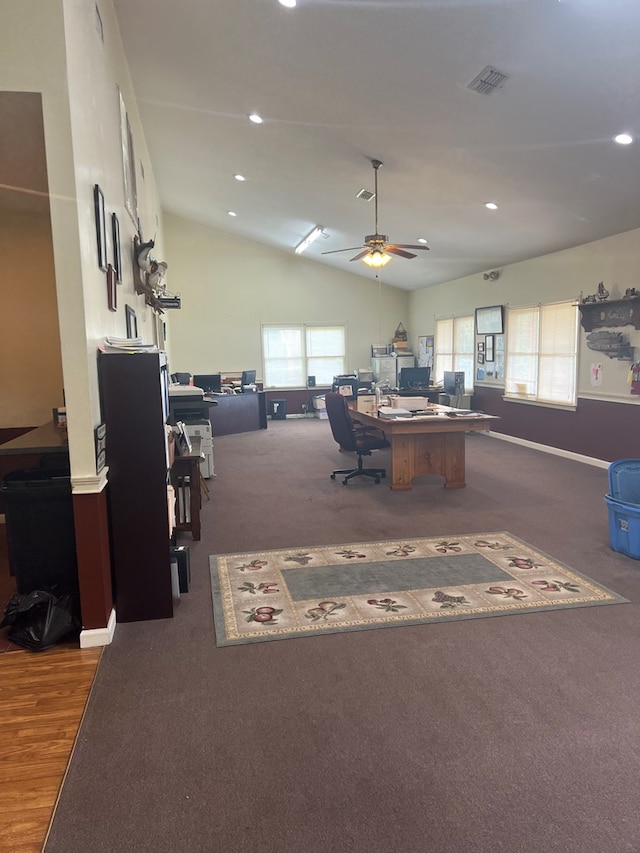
[209,532,627,646]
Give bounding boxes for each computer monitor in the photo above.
[241,369,256,389]
[170,372,191,385]
[193,373,221,393]
[399,366,431,391]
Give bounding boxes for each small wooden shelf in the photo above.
[578,297,640,332]
[171,454,202,541]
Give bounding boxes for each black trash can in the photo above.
[1,468,78,594]
[269,399,287,420]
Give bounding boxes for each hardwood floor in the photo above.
[0,522,102,852]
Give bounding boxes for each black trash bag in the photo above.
[0,589,80,651]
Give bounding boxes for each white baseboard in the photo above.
[487,430,609,469]
[80,608,116,648]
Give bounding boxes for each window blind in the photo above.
[505,301,577,406]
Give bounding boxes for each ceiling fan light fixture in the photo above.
[362,250,392,268]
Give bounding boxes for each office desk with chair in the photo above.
[350,407,498,490]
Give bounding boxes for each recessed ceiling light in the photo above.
[248,113,263,124]
[417,237,428,245]
[227,211,237,217]
[485,202,499,210]
[234,174,246,182]
[614,133,634,145]
[279,0,297,7]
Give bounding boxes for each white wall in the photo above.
[0,0,165,478]
[164,213,410,380]
[409,227,640,403]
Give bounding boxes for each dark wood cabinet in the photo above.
[578,297,640,331]
[98,350,173,622]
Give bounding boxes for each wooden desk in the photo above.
[207,391,267,436]
[352,408,497,490]
[0,422,68,456]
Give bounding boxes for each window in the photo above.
[434,316,474,393]
[262,325,345,388]
[504,301,578,407]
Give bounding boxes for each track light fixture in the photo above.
[483,270,500,281]
[295,225,324,255]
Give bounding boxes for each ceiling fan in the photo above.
[322,159,430,268]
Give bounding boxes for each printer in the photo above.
[168,385,214,478]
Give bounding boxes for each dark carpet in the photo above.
[45,418,640,853]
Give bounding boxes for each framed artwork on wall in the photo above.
[107,264,117,311]
[112,212,122,282]
[485,335,495,362]
[94,184,107,271]
[475,305,504,335]
[418,334,434,368]
[125,304,138,339]
[119,88,138,226]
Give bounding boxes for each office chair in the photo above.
[325,392,390,485]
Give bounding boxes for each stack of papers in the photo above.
[100,336,159,353]
[378,406,413,418]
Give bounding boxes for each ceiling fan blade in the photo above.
[386,247,416,259]
[349,249,373,261]
[321,246,365,256]
[388,243,430,251]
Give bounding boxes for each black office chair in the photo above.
[325,392,390,485]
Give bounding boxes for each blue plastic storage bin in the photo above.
[605,495,640,559]
[608,459,640,507]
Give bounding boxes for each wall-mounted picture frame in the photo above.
[125,304,138,339]
[418,334,435,368]
[107,263,117,311]
[475,305,504,335]
[477,341,485,352]
[112,212,122,282]
[477,353,485,364]
[119,89,138,226]
[485,334,495,362]
[94,184,107,270]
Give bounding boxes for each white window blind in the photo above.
[505,301,578,406]
[262,325,345,388]
[435,315,473,392]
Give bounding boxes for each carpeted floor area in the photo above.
[44,419,640,853]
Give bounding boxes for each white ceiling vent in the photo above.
[356,188,375,201]
[467,66,509,95]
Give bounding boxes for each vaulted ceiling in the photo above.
[112,0,640,290]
